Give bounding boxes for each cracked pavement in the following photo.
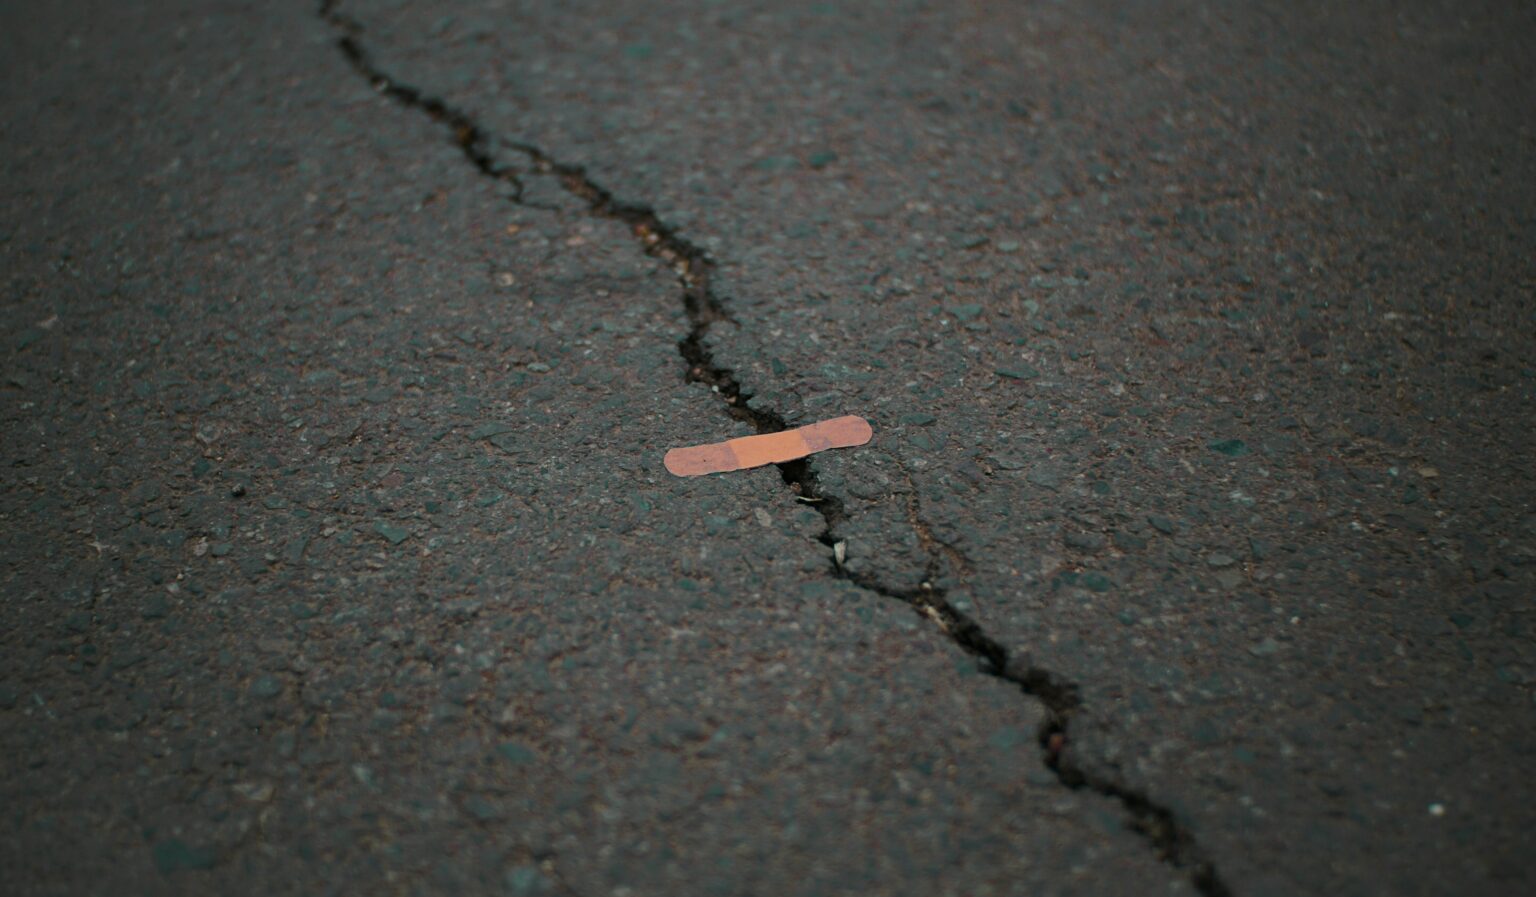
[3,1,1534,895]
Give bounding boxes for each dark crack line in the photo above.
[322,4,529,204]
[318,5,1231,895]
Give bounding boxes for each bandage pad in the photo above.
[664,415,874,477]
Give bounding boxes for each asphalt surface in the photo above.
[2,1,1533,895]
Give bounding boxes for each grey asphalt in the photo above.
[2,1,1533,895]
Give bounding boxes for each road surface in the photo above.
[3,1,1533,894]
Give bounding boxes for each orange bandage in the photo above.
[664,415,873,477]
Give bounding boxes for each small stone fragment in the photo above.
[374,522,410,545]
[141,594,170,620]
[505,865,554,895]
[153,839,217,874]
[1064,531,1107,552]
[1027,466,1063,490]
[463,795,502,821]
[249,674,282,700]
[808,150,839,169]
[233,782,275,802]
[1076,571,1113,592]
[497,742,537,765]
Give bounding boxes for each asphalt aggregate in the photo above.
[3,2,1533,895]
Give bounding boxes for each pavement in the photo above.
[2,1,1533,895]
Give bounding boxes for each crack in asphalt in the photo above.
[895,461,973,578]
[318,4,1232,894]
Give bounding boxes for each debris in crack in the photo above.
[316,4,1232,895]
